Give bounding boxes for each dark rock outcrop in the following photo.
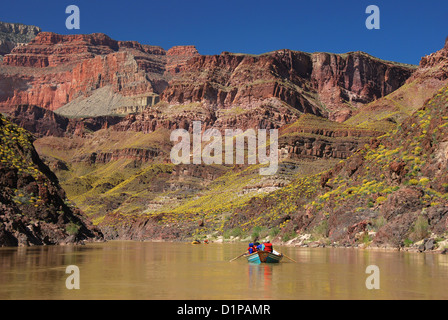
[0,114,103,246]
[4,104,123,137]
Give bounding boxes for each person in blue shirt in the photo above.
[247,243,255,254]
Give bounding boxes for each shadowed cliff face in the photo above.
[5,104,123,137]
[0,113,103,246]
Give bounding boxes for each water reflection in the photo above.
[247,264,274,299]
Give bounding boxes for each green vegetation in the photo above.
[312,219,329,239]
[66,222,81,235]
[0,115,41,178]
[409,215,430,242]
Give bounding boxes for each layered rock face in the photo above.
[113,105,217,133]
[310,52,414,121]
[0,26,415,122]
[279,115,380,160]
[0,32,171,112]
[161,50,415,122]
[166,45,200,75]
[72,147,164,164]
[2,32,119,67]
[224,83,448,248]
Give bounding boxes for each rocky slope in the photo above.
[5,104,123,137]
[0,113,103,246]
[221,84,448,250]
[103,83,448,247]
[22,102,374,238]
[84,38,448,246]
[166,45,200,75]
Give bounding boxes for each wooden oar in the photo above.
[280,252,297,263]
[229,252,247,262]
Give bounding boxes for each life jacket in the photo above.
[264,242,273,252]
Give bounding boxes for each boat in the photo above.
[192,239,209,244]
[245,250,283,264]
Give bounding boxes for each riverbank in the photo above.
[136,232,448,255]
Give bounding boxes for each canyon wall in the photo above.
[0,27,415,121]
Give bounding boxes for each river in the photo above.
[0,241,447,300]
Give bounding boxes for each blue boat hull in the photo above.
[246,252,261,263]
[245,251,282,264]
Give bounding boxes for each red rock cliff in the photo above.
[0,32,168,111]
[161,49,415,122]
[166,45,200,75]
[0,30,415,122]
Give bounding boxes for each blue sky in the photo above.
[1,0,447,65]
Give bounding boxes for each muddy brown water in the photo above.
[1,241,447,300]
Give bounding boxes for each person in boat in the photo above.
[264,241,273,253]
[255,242,264,251]
[247,243,255,254]
[252,243,258,252]
[263,241,281,255]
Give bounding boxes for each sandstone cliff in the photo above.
[166,45,200,75]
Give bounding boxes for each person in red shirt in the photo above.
[264,241,273,253]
